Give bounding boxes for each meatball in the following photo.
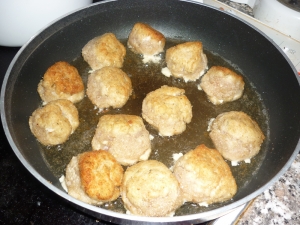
[86,67,132,110]
[65,150,123,205]
[161,41,208,82]
[29,99,79,146]
[200,66,245,105]
[209,111,265,164]
[121,160,183,217]
[91,114,151,166]
[37,61,84,104]
[173,144,237,205]
[82,33,126,71]
[142,85,192,136]
[127,22,165,63]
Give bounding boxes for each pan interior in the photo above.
[37,38,269,215]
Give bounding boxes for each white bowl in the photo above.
[0,0,93,47]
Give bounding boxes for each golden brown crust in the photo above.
[142,85,192,136]
[127,22,165,56]
[173,144,237,205]
[209,111,265,162]
[200,66,245,105]
[65,156,103,205]
[91,114,151,166]
[87,67,132,109]
[37,61,84,104]
[82,33,126,71]
[165,41,208,82]
[121,160,183,217]
[78,150,124,202]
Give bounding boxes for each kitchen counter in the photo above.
[217,0,254,16]
[237,154,300,224]
[0,1,299,225]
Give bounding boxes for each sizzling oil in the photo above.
[40,39,269,215]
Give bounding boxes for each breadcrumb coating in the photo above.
[200,66,245,105]
[142,85,192,136]
[164,41,208,82]
[37,61,84,104]
[92,114,151,166]
[82,33,126,71]
[173,144,237,205]
[87,67,132,110]
[29,99,79,145]
[128,22,165,56]
[65,150,123,204]
[121,160,183,217]
[209,111,265,162]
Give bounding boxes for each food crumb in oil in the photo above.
[197,84,202,90]
[207,118,215,132]
[172,153,183,162]
[231,161,239,166]
[198,202,209,207]
[245,158,251,163]
[161,67,172,77]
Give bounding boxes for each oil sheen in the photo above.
[40,39,269,215]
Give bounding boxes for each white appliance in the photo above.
[0,0,93,47]
[197,0,300,75]
[234,0,300,42]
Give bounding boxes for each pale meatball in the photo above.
[127,22,165,63]
[29,99,79,146]
[65,150,123,205]
[173,144,237,205]
[209,111,265,163]
[37,61,84,104]
[200,66,245,105]
[87,67,132,110]
[162,41,208,82]
[92,114,151,166]
[142,85,192,136]
[82,33,126,71]
[121,160,183,217]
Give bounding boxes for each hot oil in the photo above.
[40,39,269,215]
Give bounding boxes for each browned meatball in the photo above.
[128,22,165,63]
[37,61,84,104]
[91,114,151,166]
[86,67,132,110]
[173,144,237,205]
[142,85,192,136]
[200,66,245,105]
[162,41,208,82]
[209,111,265,164]
[82,33,126,71]
[121,160,183,217]
[64,150,124,205]
[29,99,79,146]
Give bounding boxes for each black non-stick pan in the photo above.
[1,0,300,224]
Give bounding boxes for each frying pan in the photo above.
[1,0,300,224]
